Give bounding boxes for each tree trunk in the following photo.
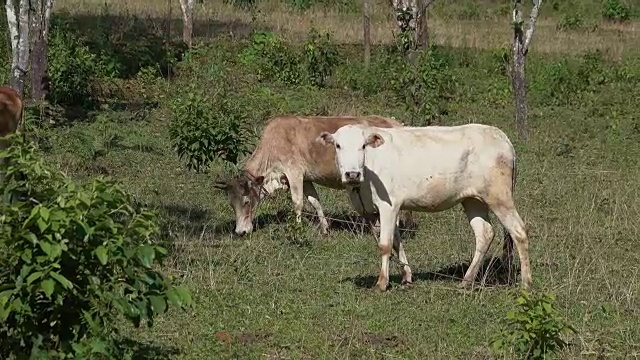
[511,0,542,140]
[179,0,195,47]
[415,0,431,50]
[5,0,33,132]
[30,1,46,102]
[363,0,371,67]
[512,44,528,140]
[14,0,31,98]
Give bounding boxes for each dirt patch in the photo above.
[333,331,405,349]
[235,331,274,345]
[361,332,405,348]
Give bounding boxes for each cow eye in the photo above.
[336,144,341,150]
[361,144,366,150]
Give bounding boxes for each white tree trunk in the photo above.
[5,0,31,97]
[5,0,20,91]
[179,0,195,46]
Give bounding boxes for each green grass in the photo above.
[19,0,640,357]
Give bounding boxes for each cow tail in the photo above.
[502,155,517,281]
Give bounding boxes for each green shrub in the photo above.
[241,29,340,88]
[241,31,306,85]
[602,0,631,21]
[392,47,457,125]
[556,13,585,31]
[169,85,255,172]
[490,290,576,360]
[47,18,100,109]
[0,134,192,359]
[303,28,340,87]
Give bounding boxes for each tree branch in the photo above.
[523,0,542,55]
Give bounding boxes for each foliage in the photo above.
[303,28,340,87]
[241,31,306,85]
[47,18,100,109]
[168,85,255,172]
[223,0,257,10]
[392,47,457,126]
[602,0,631,21]
[240,30,340,88]
[0,134,192,359]
[556,13,585,31]
[490,290,576,359]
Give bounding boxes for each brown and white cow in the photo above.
[214,115,412,236]
[317,123,532,292]
[0,86,22,148]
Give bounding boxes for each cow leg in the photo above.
[286,172,305,224]
[460,199,495,289]
[393,230,412,286]
[488,199,532,291]
[302,181,329,235]
[375,205,399,292]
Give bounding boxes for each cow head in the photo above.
[316,125,385,186]
[214,172,265,236]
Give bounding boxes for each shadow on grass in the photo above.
[343,257,518,289]
[114,338,180,360]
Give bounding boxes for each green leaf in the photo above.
[95,246,108,265]
[41,279,55,298]
[39,241,52,256]
[166,288,182,308]
[39,206,50,221]
[50,272,74,290]
[149,296,167,315]
[26,271,43,285]
[137,245,155,268]
[36,218,49,233]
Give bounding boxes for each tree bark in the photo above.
[511,0,542,140]
[363,0,371,67]
[30,0,52,102]
[415,0,434,50]
[179,0,195,47]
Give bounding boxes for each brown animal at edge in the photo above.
[0,86,22,151]
[214,115,413,236]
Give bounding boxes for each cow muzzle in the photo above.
[343,171,363,185]
[234,217,253,236]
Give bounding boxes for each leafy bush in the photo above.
[241,31,306,85]
[303,28,340,87]
[47,18,100,109]
[392,47,457,125]
[0,134,192,359]
[240,30,340,87]
[490,290,576,360]
[602,0,630,21]
[169,85,255,172]
[556,13,585,31]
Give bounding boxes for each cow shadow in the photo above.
[321,211,419,240]
[343,257,518,289]
[113,338,180,360]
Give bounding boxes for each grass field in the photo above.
[13,0,640,358]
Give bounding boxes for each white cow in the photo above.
[316,123,532,292]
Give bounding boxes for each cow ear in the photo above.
[316,131,334,146]
[365,133,385,148]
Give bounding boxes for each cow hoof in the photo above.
[458,281,473,290]
[400,280,414,289]
[373,282,389,292]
